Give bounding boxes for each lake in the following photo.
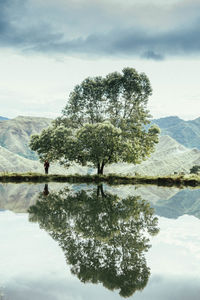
[0,182,200,300]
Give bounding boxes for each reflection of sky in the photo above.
[1,211,200,299]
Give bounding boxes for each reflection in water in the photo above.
[29,184,159,297]
[154,189,200,219]
[43,184,49,196]
[0,288,6,300]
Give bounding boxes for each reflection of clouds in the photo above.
[0,211,69,283]
[1,208,200,299]
[3,273,200,300]
[148,215,200,276]
[4,278,121,300]
[134,276,200,300]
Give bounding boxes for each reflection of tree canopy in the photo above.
[29,185,159,297]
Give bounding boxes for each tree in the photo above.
[29,185,159,297]
[190,165,200,174]
[30,67,160,174]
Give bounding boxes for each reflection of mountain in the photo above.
[2,182,200,221]
[0,183,179,213]
[153,189,200,219]
[0,183,66,212]
[106,185,200,220]
[29,185,159,297]
[0,183,42,212]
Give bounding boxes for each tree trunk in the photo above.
[97,163,101,174]
[97,184,105,197]
[97,161,105,175]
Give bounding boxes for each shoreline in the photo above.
[0,173,199,187]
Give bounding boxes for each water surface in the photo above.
[0,183,200,299]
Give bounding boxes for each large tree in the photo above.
[30,67,160,174]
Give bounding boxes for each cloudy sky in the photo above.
[0,0,200,120]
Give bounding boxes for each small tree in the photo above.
[30,67,160,174]
[190,165,200,174]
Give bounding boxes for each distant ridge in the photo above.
[152,116,200,149]
[0,115,200,175]
[0,116,9,121]
[107,135,200,176]
[0,116,52,160]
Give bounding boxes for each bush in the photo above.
[190,165,200,174]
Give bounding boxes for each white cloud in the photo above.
[148,215,200,276]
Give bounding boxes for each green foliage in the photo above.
[30,67,160,174]
[190,165,200,174]
[76,122,123,167]
[63,67,153,126]
[29,184,159,297]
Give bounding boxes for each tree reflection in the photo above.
[29,184,159,297]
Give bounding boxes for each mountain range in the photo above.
[0,116,52,159]
[0,116,9,121]
[152,116,200,149]
[107,135,200,175]
[0,115,199,175]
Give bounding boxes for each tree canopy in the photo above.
[29,184,159,297]
[30,67,160,174]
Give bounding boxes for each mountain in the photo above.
[0,116,9,121]
[0,115,200,175]
[106,135,200,175]
[0,133,200,175]
[152,116,200,149]
[0,145,90,174]
[152,188,200,219]
[0,146,43,173]
[0,116,52,160]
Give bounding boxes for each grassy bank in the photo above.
[0,172,200,187]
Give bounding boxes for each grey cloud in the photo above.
[142,51,164,61]
[1,0,200,60]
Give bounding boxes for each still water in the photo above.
[0,183,200,300]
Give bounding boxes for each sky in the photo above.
[0,0,200,120]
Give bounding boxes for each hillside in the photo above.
[0,116,52,159]
[106,135,200,175]
[0,115,200,176]
[0,145,91,175]
[152,116,200,149]
[0,134,199,176]
[0,146,42,173]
